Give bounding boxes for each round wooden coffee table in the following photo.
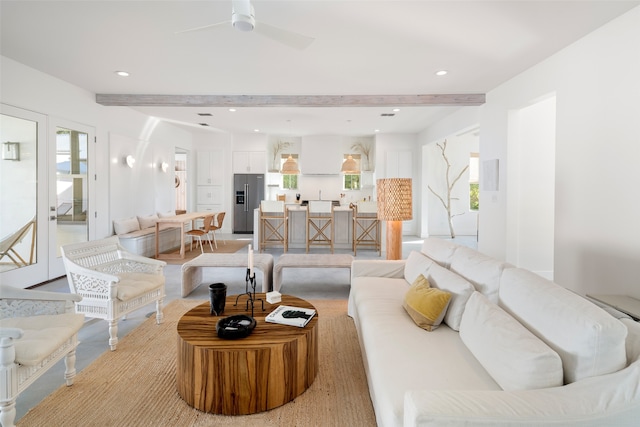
[176,293,319,415]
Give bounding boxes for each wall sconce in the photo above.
[124,155,136,168]
[377,178,413,260]
[160,162,169,173]
[341,154,359,173]
[2,142,20,161]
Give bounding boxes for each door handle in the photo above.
[50,215,57,221]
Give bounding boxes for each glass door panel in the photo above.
[49,125,90,277]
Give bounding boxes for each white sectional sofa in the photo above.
[113,212,181,257]
[348,237,640,427]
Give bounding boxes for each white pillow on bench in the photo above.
[137,214,159,229]
[113,217,140,235]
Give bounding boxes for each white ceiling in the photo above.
[2,0,638,136]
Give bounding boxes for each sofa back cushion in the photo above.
[113,217,140,235]
[499,268,628,384]
[420,237,458,268]
[422,262,475,331]
[404,251,435,284]
[460,292,563,390]
[450,246,510,304]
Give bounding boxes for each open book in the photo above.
[265,305,316,327]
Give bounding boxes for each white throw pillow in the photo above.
[460,292,564,391]
[423,263,475,331]
[404,251,434,285]
[499,268,628,384]
[157,210,175,218]
[113,217,140,235]
[137,214,159,229]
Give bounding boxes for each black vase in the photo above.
[209,283,227,316]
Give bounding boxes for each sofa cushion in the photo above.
[499,268,628,384]
[422,262,475,331]
[450,246,509,303]
[403,275,451,331]
[113,217,140,235]
[460,292,563,391]
[157,210,175,218]
[420,237,458,268]
[0,313,85,366]
[116,272,165,301]
[137,214,159,229]
[404,251,434,284]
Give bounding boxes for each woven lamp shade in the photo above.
[341,155,359,174]
[281,155,300,174]
[376,178,413,220]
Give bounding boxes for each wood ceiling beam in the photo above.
[95,93,485,107]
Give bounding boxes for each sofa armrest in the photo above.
[351,260,406,280]
[404,360,640,427]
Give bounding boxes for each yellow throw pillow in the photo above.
[403,274,452,331]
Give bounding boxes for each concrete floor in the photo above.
[14,234,477,422]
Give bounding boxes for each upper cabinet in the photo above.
[300,136,342,175]
[233,151,266,174]
[197,150,225,185]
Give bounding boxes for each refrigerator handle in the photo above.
[244,183,249,212]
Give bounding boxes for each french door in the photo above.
[0,104,93,287]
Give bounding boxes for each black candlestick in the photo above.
[234,268,264,317]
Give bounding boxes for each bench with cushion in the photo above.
[61,236,166,351]
[113,212,182,257]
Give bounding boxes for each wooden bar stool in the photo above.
[352,201,381,256]
[306,200,334,253]
[259,201,288,252]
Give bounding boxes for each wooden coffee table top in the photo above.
[176,293,319,415]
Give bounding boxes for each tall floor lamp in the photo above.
[377,178,413,260]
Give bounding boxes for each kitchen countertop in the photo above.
[286,205,352,212]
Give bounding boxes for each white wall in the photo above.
[425,7,640,296]
[1,56,195,240]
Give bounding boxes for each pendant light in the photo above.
[341,155,359,174]
[281,154,300,174]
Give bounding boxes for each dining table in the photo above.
[155,211,219,260]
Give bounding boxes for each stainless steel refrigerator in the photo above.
[233,174,264,234]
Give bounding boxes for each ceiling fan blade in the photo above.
[175,20,231,35]
[254,21,314,50]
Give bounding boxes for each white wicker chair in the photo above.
[0,285,84,427]
[61,236,166,351]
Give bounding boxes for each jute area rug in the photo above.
[19,299,376,427]
[159,239,251,265]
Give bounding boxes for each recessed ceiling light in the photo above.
[114,70,130,77]
[229,108,236,112]
[393,108,400,112]
[435,70,448,76]
[374,129,380,133]
[254,129,260,132]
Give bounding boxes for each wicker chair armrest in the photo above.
[0,328,24,340]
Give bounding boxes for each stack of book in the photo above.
[265,305,316,327]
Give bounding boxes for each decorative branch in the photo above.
[271,141,291,171]
[351,140,372,171]
[427,139,469,238]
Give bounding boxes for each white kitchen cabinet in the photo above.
[197,150,224,185]
[197,185,223,205]
[233,151,266,174]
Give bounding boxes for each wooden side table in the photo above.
[176,294,318,415]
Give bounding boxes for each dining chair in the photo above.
[209,212,226,248]
[186,215,214,253]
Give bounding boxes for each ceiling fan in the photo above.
[175,0,315,50]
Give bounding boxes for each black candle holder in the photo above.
[234,268,264,317]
